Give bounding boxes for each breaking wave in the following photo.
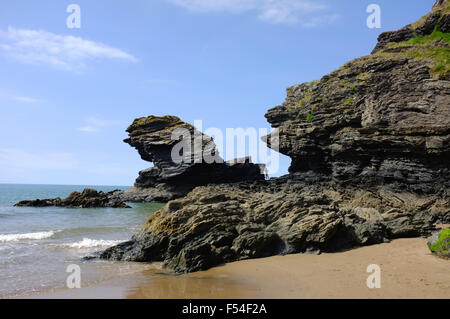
[57,238,124,249]
[0,231,59,242]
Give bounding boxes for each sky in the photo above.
[0,0,435,186]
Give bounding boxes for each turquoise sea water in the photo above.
[0,184,165,297]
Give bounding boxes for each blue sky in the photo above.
[0,0,434,186]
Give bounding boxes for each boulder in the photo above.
[428,228,450,258]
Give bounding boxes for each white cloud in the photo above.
[77,126,99,133]
[168,0,259,12]
[77,116,119,133]
[299,13,340,28]
[166,0,334,25]
[0,89,42,104]
[0,27,137,71]
[0,148,78,170]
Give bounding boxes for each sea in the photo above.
[0,184,165,297]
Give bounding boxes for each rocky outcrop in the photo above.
[434,0,448,9]
[100,2,450,272]
[373,1,449,53]
[428,228,450,258]
[15,188,131,208]
[114,116,266,202]
[101,175,449,272]
[264,1,450,192]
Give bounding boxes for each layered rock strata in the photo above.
[264,2,450,191]
[100,175,449,272]
[114,116,266,202]
[100,1,450,272]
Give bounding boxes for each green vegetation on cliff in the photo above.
[380,26,450,78]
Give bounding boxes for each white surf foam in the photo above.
[0,231,58,242]
[58,238,123,249]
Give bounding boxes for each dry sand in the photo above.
[129,237,449,299]
[25,237,449,299]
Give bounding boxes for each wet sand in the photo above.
[24,236,450,299]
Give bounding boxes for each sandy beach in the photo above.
[23,237,449,299]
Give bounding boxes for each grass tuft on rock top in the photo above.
[134,115,181,127]
[380,27,450,79]
[130,115,194,133]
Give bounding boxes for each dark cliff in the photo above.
[264,1,450,192]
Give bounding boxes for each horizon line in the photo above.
[0,182,132,187]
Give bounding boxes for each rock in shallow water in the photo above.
[14,188,131,208]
